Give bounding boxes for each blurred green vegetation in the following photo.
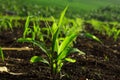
[0,0,120,19]
[85,6,120,21]
[1,0,120,41]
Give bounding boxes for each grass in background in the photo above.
[23,0,120,12]
[0,0,120,41]
[0,0,120,18]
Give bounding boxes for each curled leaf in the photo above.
[83,32,102,43]
[30,56,49,65]
[65,58,76,63]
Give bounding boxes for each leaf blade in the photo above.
[30,56,49,65]
[18,38,49,57]
[65,58,76,63]
[58,33,77,54]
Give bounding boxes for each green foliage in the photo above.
[87,19,120,41]
[30,56,49,64]
[83,32,102,43]
[18,7,85,79]
[23,16,30,38]
[86,5,120,21]
[0,18,13,31]
[0,0,120,18]
[23,16,46,41]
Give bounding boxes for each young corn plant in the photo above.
[0,18,13,31]
[87,19,120,42]
[32,22,44,41]
[23,16,44,41]
[23,16,31,38]
[88,19,103,33]
[80,19,102,43]
[0,18,8,31]
[113,30,120,41]
[102,23,120,41]
[18,7,85,79]
[82,32,102,43]
[6,19,13,31]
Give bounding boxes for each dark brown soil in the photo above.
[0,25,120,80]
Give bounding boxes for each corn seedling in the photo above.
[23,16,31,38]
[6,19,13,31]
[113,30,120,41]
[0,19,8,31]
[31,21,43,41]
[0,18,13,31]
[88,19,103,32]
[18,7,85,79]
[23,16,45,41]
[102,23,120,41]
[88,19,120,41]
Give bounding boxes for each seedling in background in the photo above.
[23,16,46,41]
[82,32,102,43]
[113,30,120,41]
[32,22,44,41]
[101,23,120,41]
[23,16,31,38]
[88,19,120,42]
[0,17,13,31]
[0,19,8,31]
[0,47,4,62]
[6,19,13,31]
[18,7,85,79]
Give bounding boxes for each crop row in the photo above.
[1,0,120,19]
[1,15,120,41]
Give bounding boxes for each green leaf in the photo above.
[52,25,59,53]
[18,38,49,57]
[114,30,120,41]
[58,33,77,54]
[17,38,33,42]
[52,21,58,35]
[30,56,49,65]
[31,40,48,54]
[51,6,68,53]
[0,47,4,62]
[23,16,30,38]
[57,47,85,60]
[70,48,85,55]
[58,6,68,27]
[57,47,71,60]
[65,58,76,63]
[84,32,102,43]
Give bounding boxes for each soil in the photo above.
[0,23,120,80]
